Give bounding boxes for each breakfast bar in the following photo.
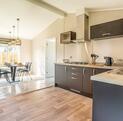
[91,68,123,121]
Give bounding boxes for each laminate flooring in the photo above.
[0,87,92,121]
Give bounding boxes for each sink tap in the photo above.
[91,54,99,65]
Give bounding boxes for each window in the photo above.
[0,44,20,65]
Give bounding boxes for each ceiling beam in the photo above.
[27,0,67,17]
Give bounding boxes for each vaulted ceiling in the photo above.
[44,0,123,12]
[0,0,122,40]
[0,0,59,40]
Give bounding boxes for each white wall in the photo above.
[20,40,32,64]
[32,15,88,76]
[32,19,64,76]
[89,10,123,62]
[32,9,123,76]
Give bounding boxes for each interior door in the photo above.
[45,38,56,78]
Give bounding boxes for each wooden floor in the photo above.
[0,87,92,121]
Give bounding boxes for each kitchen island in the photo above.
[91,68,123,121]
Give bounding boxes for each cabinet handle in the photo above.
[93,69,95,75]
[83,68,85,75]
[71,67,77,70]
[70,89,80,93]
[71,77,77,80]
[65,66,67,72]
[72,73,78,76]
[102,33,111,36]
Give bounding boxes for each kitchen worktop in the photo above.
[55,62,119,70]
[91,68,123,86]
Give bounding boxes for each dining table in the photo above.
[0,64,25,83]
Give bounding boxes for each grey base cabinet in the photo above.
[82,68,93,96]
[55,65,68,89]
[55,64,112,97]
[94,68,111,75]
[67,66,83,94]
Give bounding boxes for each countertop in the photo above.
[55,62,123,86]
[55,62,119,70]
[91,69,123,86]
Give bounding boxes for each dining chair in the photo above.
[17,62,32,81]
[4,62,11,67]
[0,69,11,83]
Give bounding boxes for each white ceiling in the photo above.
[0,0,123,40]
[44,0,123,12]
[0,0,59,40]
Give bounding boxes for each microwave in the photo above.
[60,31,76,44]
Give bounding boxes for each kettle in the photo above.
[104,56,114,66]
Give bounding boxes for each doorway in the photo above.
[45,38,56,78]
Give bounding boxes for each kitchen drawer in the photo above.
[68,66,82,72]
[67,76,83,94]
[70,72,82,77]
[67,73,82,80]
[67,67,83,94]
[67,66,82,80]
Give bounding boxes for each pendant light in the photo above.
[16,18,21,45]
[8,18,21,46]
[12,25,16,45]
[8,31,12,46]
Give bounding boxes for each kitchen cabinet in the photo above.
[94,68,111,75]
[90,18,123,40]
[82,68,93,96]
[82,68,112,96]
[91,23,107,39]
[55,64,67,89]
[55,64,112,97]
[67,66,83,93]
